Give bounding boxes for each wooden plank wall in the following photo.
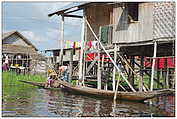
[62,49,80,62]
[112,3,154,44]
[85,4,113,41]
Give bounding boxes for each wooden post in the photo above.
[78,16,85,85]
[82,50,86,86]
[157,58,160,89]
[130,56,135,86]
[150,41,157,91]
[112,44,117,91]
[114,73,120,100]
[69,49,73,83]
[139,56,144,92]
[97,27,101,89]
[59,15,64,65]
[165,58,169,89]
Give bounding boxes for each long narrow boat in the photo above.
[19,80,175,102]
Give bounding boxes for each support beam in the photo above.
[139,56,144,92]
[97,28,101,89]
[130,56,135,86]
[69,49,73,83]
[78,16,85,84]
[59,15,64,65]
[112,44,117,91]
[86,56,99,74]
[63,14,83,18]
[85,19,136,92]
[150,41,157,91]
[114,73,120,100]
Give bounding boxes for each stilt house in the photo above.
[48,2,175,91]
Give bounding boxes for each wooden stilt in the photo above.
[69,49,73,83]
[130,56,135,87]
[165,58,169,89]
[166,68,169,89]
[114,73,120,100]
[59,15,64,65]
[82,51,86,86]
[139,56,144,92]
[97,27,101,89]
[112,44,117,91]
[150,41,157,91]
[78,16,85,85]
[157,58,160,89]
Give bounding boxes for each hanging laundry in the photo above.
[65,40,69,48]
[76,41,79,48]
[92,41,98,49]
[72,42,76,48]
[88,40,92,48]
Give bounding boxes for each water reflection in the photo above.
[2,83,175,117]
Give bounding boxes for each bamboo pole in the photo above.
[85,19,136,92]
[82,50,86,86]
[69,49,73,83]
[78,16,85,84]
[59,15,64,65]
[130,56,135,86]
[139,56,144,92]
[157,58,160,89]
[150,41,157,91]
[112,44,117,91]
[97,40,101,89]
[114,73,120,100]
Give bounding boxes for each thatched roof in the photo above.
[2,31,38,51]
[2,44,37,55]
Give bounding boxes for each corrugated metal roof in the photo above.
[48,2,115,17]
[48,2,90,17]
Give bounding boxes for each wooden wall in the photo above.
[112,3,154,44]
[53,48,81,62]
[85,4,113,41]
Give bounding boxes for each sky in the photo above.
[2,2,83,51]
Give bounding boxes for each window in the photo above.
[127,3,139,22]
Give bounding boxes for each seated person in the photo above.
[45,75,52,88]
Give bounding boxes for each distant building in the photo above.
[2,31,46,74]
[45,47,81,65]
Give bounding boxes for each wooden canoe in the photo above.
[19,80,175,102]
[18,80,61,90]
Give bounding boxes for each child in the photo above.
[46,75,53,88]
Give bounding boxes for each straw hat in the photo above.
[49,72,57,76]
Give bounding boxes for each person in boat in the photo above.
[45,75,53,88]
[59,64,69,82]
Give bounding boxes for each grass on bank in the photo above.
[2,71,47,86]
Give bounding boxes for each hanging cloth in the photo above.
[88,40,92,48]
[92,41,98,49]
[72,42,76,48]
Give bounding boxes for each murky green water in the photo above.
[2,80,175,117]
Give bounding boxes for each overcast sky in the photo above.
[2,2,83,51]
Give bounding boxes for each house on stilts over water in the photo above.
[48,2,175,92]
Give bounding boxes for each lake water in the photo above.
[2,81,175,117]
